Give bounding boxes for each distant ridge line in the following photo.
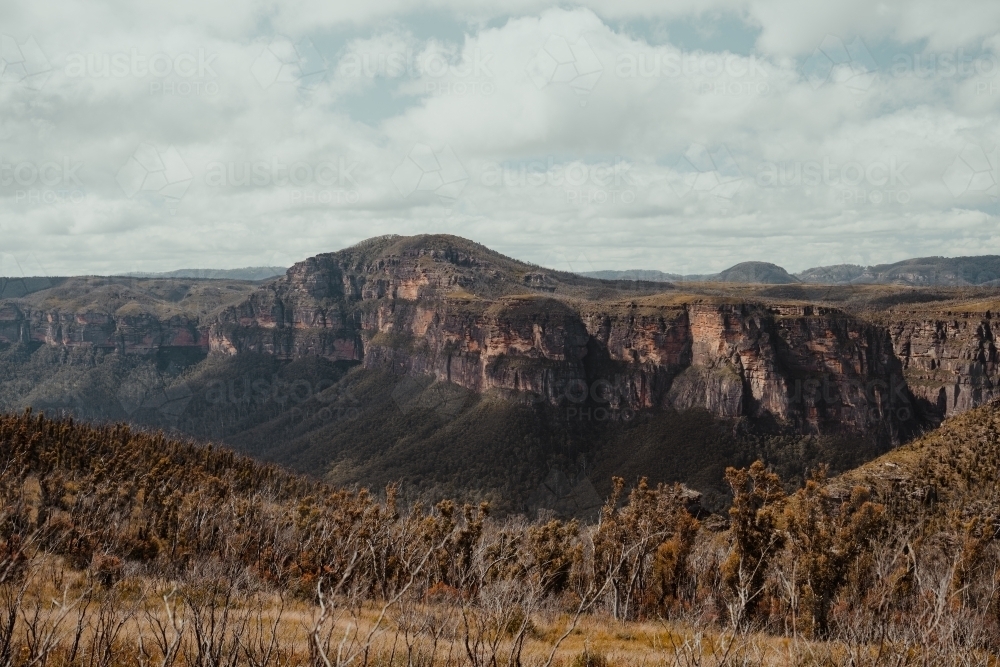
[123,266,287,281]
[580,255,1000,287]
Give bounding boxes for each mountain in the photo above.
[713,261,799,284]
[7,235,1000,513]
[207,235,909,438]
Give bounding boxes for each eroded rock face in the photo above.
[0,303,206,353]
[0,239,936,440]
[583,302,910,437]
[889,313,1000,419]
[207,248,918,441]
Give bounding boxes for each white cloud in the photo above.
[0,3,998,277]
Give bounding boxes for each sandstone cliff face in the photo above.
[0,301,207,353]
[359,296,592,398]
[4,237,962,440]
[888,312,1000,419]
[207,244,918,441]
[0,278,257,356]
[369,296,914,440]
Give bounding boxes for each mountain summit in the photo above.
[714,261,800,284]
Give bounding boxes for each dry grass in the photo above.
[7,562,993,667]
[4,580,993,667]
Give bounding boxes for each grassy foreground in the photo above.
[1,561,993,667]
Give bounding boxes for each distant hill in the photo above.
[796,256,1000,286]
[580,269,683,283]
[581,261,799,285]
[125,266,287,281]
[714,261,799,284]
[795,264,867,284]
[0,276,65,299]
[586,256,1000,287]
[102,255,1000,288]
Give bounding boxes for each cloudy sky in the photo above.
[2,0,1000,277]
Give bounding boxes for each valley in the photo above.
[3,235,1000,513]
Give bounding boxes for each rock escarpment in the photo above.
[18,237,1000,437]
[0,277,255,355]
[207,237,919,441]
[0,301,206,353]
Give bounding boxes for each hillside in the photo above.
[793,263,868,284]
[834,398,1000,519]
[0,409,997,663]
[0,346,884,514]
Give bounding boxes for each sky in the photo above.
[1,0,1000,277]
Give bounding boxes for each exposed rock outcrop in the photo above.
[888,311,1000,419]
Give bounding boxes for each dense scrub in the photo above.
[0,407,998,665]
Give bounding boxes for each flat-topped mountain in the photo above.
[208,235,910,432]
